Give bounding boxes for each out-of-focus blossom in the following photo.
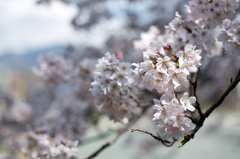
[33,53,75,84]
[23,132,78,159]
[218,19,240,55]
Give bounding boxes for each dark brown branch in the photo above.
[193,68,203,119]
[204,71,240,118]
[187,68,203,119]
[187,77,194,86]
[184,114,197,124]
[85,107,149,159]
[131,129,176,147]
[188,68,240,139]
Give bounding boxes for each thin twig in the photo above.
[85,107,149,159]
[130,93,151,107]
[131,129,176,147]
[130,93,141,106]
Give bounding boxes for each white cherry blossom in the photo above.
[180,92,196,111]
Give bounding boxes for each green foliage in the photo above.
[178,133,191,148]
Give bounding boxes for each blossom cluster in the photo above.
[165,12,216,54]
[32,52,96,141]
[133,43,201,138]
[36,96,87,141]
[33,53,75,83]
[135,12,215,55]
[186,0,239,29]
[153,92,196,139]
[133,43,201,93]
[23,132,78,159]
[135,1,239,56]
[218,19,240,55]
[2,100,32,124]
[90,52,137,123]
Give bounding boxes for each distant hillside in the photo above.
[0,45,65,72]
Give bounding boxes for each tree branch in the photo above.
[204,70,240,118]
[188,68,203,119]
[193,68,203,119]
[188,68,240,139]
[81,129,119,145]
[130,93,150,107]
[131,128,176,147]
[184,114,197,124]
[85,107,149,159]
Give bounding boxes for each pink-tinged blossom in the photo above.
[115,50,124,60]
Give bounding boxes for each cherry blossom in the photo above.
[90,52,137,123]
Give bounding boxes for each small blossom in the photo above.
[180,92,196,111]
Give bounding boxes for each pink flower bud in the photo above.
[115,50,123,60]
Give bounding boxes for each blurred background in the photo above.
[0,0,240,158]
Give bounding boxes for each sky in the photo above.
[0,0,181,56]
[0,0,79,55]
[0,0,127,56]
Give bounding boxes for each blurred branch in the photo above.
[131,129,176,147]
[130,93,150,107]
[130,93,141,106]
[85,107,149,159]
[81,129,120,146]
